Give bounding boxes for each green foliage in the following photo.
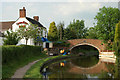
[17,23,41,45]
[114,21,120,56]
[33,27,45,45]
[3,31,20,45]
[48,22,58,41]
[64,28,77,40]
[63,19,87,40]
[2,45,47,78]
[86,27,98,39]
[114,21,120,43]
[94,6,120,44]
[67,19,87,39]
[57,21,64,40]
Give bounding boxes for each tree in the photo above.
[68,19,87,39]
[64,28,77,40]
[94,6,120,46]
[48,21,58,41]
[114,21,120,56]
[114,21,120,44]
[33,26,45,45]
[3,30,20,45]
[57,21,64,40]
[17,23,39,45]
[86,27,98,39]
[113,21,120,78]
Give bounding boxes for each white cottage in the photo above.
[12,7,47,45]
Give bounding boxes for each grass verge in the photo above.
[2,45,48,78]
[24,55,68,78]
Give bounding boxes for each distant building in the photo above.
[0,21,15,45]
[0,21,15,33]
[0,7,47,45]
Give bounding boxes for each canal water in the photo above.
[41,56,116,79]
[41,45,116,79]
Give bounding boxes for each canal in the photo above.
[41,45,116,79]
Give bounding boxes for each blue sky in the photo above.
[0,0,119,30]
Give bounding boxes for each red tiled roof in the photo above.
[0,21,15,32]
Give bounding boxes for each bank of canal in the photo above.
[24,55,72,78]
[24,54,116,79]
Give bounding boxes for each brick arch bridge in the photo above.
[67,39,106,54]
[67,39,116,63]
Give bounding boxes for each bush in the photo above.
[2,45,47,78]
[3,31,21,45]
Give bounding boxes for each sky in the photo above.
[0,0,119,30]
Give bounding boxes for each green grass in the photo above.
[2,45,48,78]
[24,55,67,78]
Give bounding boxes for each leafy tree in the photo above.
[17,23,39,45]
[94,6,120,46]
[86,27,98,39]
[64,28,77,40]
[68,19,87,39]
[114,21,120,44]
[57,21,64,40]
[3,30,20,45]
[113,22,120,78]
[48,21,58,41]
[33,27,45,46]
[114,21,120,56]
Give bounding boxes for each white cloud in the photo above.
[53,2,101,16]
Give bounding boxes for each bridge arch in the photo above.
[69,43,101,54]
[68,39,106,54]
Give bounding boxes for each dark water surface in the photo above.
[41,55,116,79]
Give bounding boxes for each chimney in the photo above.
[19,7,26,18]
[33,16,39,22]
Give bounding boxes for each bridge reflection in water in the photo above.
[42,56,115,79]
[69,60,108,74]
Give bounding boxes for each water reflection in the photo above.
[71,56,99,68]
[41,56,115,79]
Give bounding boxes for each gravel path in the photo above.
[11,59,41,78]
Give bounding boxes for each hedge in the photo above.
[1,45,47,78]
